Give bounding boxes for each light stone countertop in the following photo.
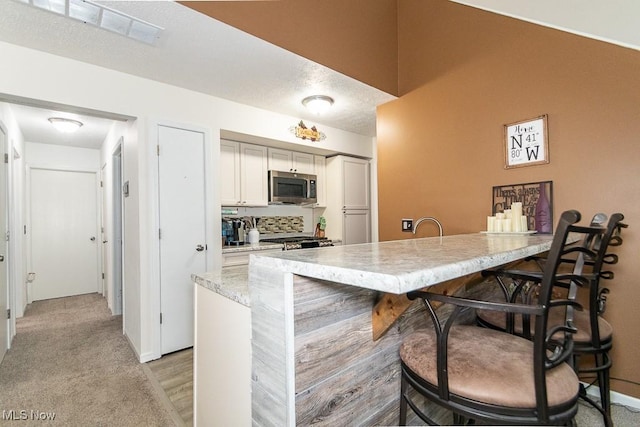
[192,265,250,307]
[196,237,340,306]
[193,233,561,303]
[250,233,558,294]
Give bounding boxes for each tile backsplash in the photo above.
[223,204,324,234]
[258,216,304,234]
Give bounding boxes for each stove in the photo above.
[260,236,333,251]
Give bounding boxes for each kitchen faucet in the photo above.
[413,217,443,237]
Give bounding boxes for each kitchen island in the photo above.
[194,233,557,426]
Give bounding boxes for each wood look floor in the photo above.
[144,348,194,427]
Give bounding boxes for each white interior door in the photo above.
[30,168,99,301]
[0,125,8,361]
[158,125,207,355]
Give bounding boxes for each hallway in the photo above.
[0,293,176,426]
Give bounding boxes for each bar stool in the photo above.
[477,212,626,426]
[399,210,593,425]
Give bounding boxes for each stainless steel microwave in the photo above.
[268,170,317,204]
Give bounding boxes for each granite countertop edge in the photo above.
[192,266,250,307]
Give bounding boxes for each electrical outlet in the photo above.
[402,218,413,232]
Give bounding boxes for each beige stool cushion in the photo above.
[400,325,579,408]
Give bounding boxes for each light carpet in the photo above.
[0,293,176,426]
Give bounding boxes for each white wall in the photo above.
[25,142,100,170]
[0,40,375,361]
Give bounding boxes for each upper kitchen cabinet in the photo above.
[267,148,315,174]
[220,140,268,206]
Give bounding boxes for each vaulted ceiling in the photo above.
[1,0,638,147]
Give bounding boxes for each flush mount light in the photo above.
[17,0,163,45]
[48,117,83,133]
[302,95,334,115]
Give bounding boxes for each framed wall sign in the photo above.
[504,114,549,169]
[492,181,553,233]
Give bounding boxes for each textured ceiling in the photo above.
[1,0,637,149]
[0,0,396,148]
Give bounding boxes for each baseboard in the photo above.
[582,381,640,410]
[139,351,156,363]
[122,331,144,362]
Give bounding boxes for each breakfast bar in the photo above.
[245,232,558,426]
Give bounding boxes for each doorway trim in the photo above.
[146,119,214,362]
[0,119,10,355]
[111,141,124,317]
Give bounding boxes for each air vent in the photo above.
[16,0,163,45]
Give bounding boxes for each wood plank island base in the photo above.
[193,233,562,426]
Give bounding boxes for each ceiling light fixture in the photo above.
[48,117,83,133]
[17,0,163,45]
[302,95,334,115]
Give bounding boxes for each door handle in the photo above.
[0,255,4,262]
[196,244,205,252]
[90,237,96,241]
[103,240,108,243]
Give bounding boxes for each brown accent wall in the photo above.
[180,0,399,96]
[378,0,640,397]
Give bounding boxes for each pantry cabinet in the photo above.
[324,155,371,244]
[343,209,371,245]
[220,140,268,206]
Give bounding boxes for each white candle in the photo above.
[487,216,496,232]
[504,209,512,219]
[521,216,528,231]
[496,212,505,220]
[494,219,503,232]
[511,202,523,218]
[511,202,523,232]
[504,219,512,232]
[513,218,522,232]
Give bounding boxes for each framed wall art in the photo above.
[492,181,553,233]
[504,114,549,169]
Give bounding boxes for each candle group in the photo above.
[487,202,528,233]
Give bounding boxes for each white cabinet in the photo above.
[194,285,251,426]
[343,209,371,245]
[240,144,269,206]
[293,151,315,174]
[341,157,370,210]
[325,155,371,244]
[220,140,241,205]
[220,140,268,206]
[267,148,314,174]
[267,148,290,172]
